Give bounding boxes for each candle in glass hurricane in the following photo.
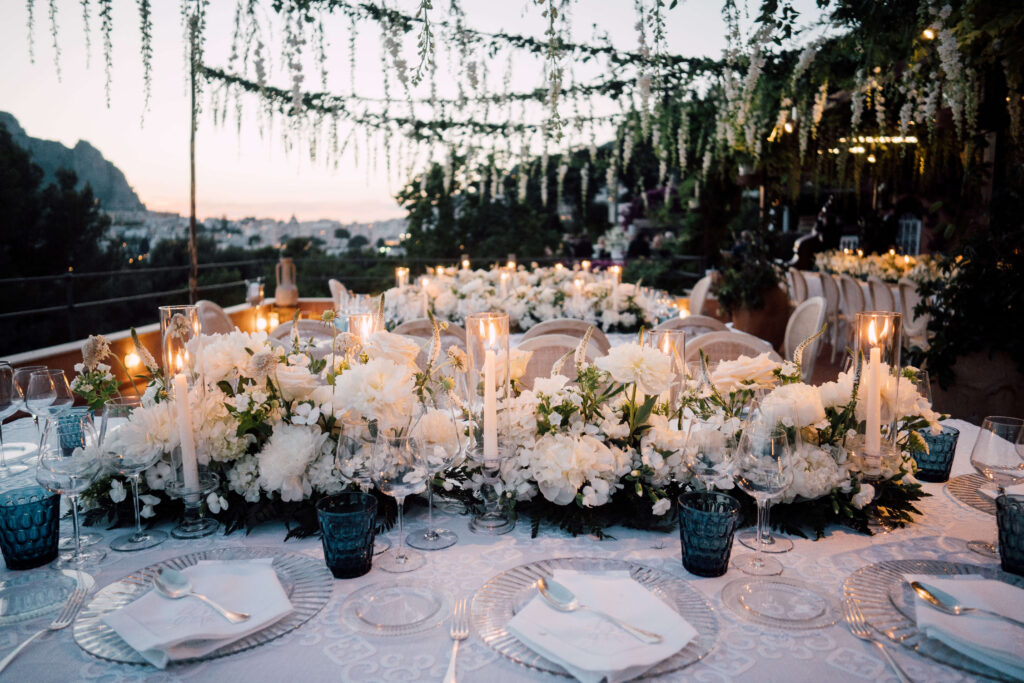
[349,313,375,343]
[172,367,200,491]
[461,257,470,270]
[865,319,883,455]
[395,267,409,289]
[581,260,591,272]
[851,311,902,481]
[608,265,622,285]
[499,271,510,298]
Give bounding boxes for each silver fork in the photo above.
[442,598,470,683]
[0,583,90,674]
[843,598,912,683]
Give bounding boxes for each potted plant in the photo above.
[714,231,788,349]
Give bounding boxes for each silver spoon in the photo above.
[153,567,251,623]
[910,581,1024,629]
[535,577,663,644]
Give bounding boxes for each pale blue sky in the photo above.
[0,0,824,221]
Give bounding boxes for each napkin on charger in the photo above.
[905,573,1024,680]
[505,570,697,683]
[102,559,294,669]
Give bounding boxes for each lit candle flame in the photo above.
[175,352,184,372]
[487,320,498,348]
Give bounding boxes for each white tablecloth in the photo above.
[0,417,1001,682]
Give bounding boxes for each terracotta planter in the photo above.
[930,352,1024,424]
[730,286,789,351]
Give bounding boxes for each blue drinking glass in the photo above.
[0,486,60,570]
[915,425,960,483]
[678,491,742,578]
[317,492,377,579]
[997,494,1024,577]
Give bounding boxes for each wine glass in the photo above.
[102,397,168,552]
[335,429,390,555]
[369,433,428,572]
[967,416,1024,558]
[26,369,73,429]
[687,426,734,491]
[0,363,29,475]
[35,412,106,568]
[406,405,463,551]
[732,425,793,576]
[13,365,46,436]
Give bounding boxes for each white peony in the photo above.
[333,358,416,432]
[257,423,329,503]
[499,348,533,383]
[412,408,463,468]
[193,330,271,385]
[759,383,827,429]
[526,433,628,506]
[365,331,422,368]
[710,353,781,393]
[109,400,178,462]
[851,483,875,509]
[594,343,672,396]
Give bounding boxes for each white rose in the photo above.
[710,353,781,393]
[759,383,826,429]
[275,364,320,401]
[364,331,421,368]
[652,497,671,516]
[851,483,875,509]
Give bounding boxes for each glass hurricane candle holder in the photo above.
[395,267,409,289]
[165,467,219,539]
[159,305,201,381]
[464,312,513,535]
[849,311,902,481]
[646,329,686,409]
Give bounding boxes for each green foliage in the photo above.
[714,231,783,314]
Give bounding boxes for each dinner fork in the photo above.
[442,598,470,683]
[843,598,912,683]
[0,582,90,674]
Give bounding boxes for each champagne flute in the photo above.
[967,416,1024,557]
[0,363,29,475]
[732,425,793,576]
[370,433,428,572]
[35,412,106,568]
[102,397,168,552]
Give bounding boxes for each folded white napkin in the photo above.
[905,574,1024,680]
[978,483,1024,500]
[102,559,294,669]
[505,570,697,683]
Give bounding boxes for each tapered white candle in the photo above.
[483,323,498,461]
[173,373,200,491]
[865,320,882,454]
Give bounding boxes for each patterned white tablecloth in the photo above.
[0,417,1000,682]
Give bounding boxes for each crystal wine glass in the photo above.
[406,405,463,551]
[967,416,1024,558]
[0,363,29,475]
[35,412,106,568]
[26,369,73,430]
[102,397,168,552]
[13,364,46,437]
[687,426,734,491]
[732,425,793,576]
[335,429,390,555]
[370,433,428,572]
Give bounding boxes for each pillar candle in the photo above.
[483,345,497,461]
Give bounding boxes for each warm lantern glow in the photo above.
[922,27,935,40]
[581,260,591,272]
[889,248,895,256]
[124,353,141,369]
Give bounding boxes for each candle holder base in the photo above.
[469,511,515,535]
[166,472,220,539]
[846,435,901,484]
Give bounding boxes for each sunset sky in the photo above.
[0,1,824,222]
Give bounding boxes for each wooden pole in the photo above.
[188,15,199,304]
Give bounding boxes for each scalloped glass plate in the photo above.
[338,581,449,636]
[946,474,996,515]
[721,576,839,629]
[73,546,333,666]
[473,557,718,679]
[843,559,1024,682]
[0,570,92,626]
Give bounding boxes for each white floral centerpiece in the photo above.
[814,249,941,284]
[80,311,940,539]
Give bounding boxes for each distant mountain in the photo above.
[0,111,145,212]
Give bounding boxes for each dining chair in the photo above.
[517,334,599,390]
[817,272,842,362]
[867,276,896,312]
[196,300,235,335]
[393,319,467,346]
[787,268,809,306]
[898,277,931,350]
[837,274,866,358]
[654,314,728,338]
[270,319,337,343]
[328,279,349,311]
[521,319,611,354]
[784,296,827,383]
[684,331,782,364]
[688,276,713,316]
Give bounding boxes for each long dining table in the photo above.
[0,416,1007,682]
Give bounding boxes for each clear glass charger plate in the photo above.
[338,580,450,636]
[472,557,719,679]
[843,558,1024,682]
[946,474,996,515]
[0,570,93,625]
[73,546,333,666]
[721,576,839,629]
